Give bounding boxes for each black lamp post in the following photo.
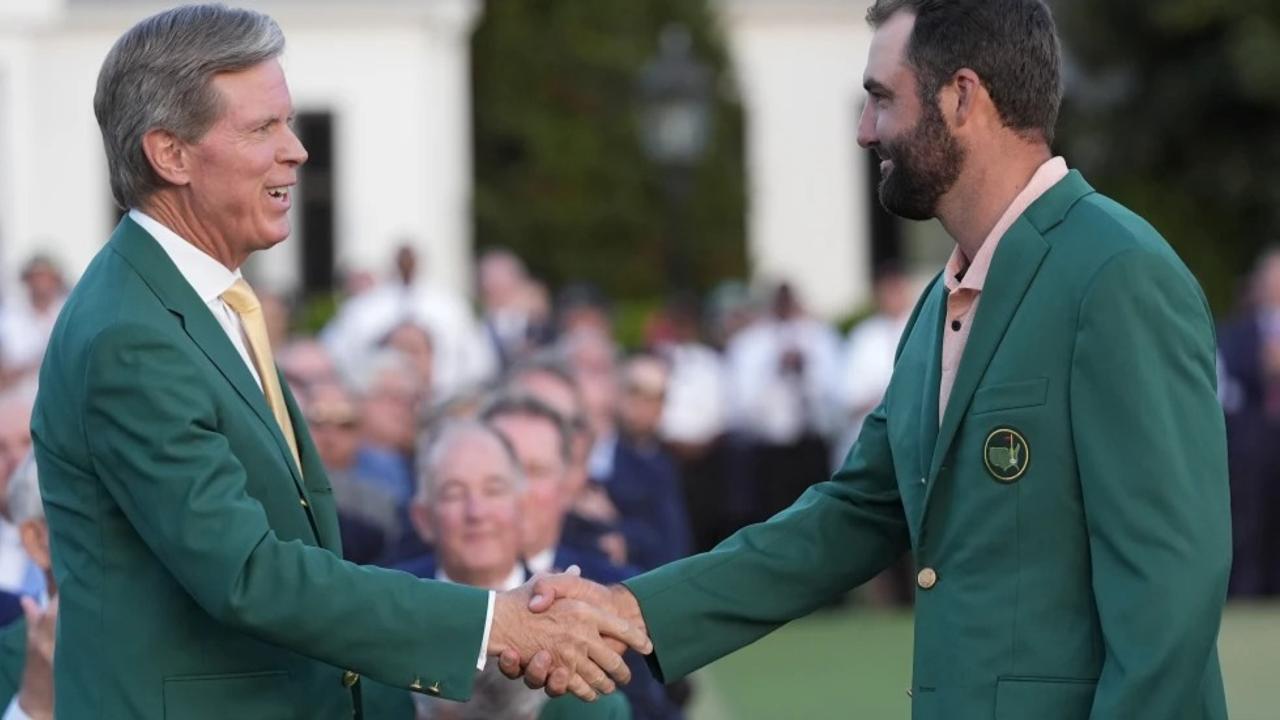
[639,24,713,293]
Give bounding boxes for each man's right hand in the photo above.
[487,572,651,702]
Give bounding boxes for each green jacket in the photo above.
[32,217,490,719]
[625,172,1231,719]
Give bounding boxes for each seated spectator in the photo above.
[0,386,42,600]
[0,452,60,720]
[305,382,403,565]
[403,421,630,720]
[505,355,625,568]
[0,255,66,389]
[564,331,690,571]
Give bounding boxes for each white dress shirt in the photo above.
[525,548,557,577]
[128,210,494,669]
[128,209,262,389]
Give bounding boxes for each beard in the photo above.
[876,99,965,221]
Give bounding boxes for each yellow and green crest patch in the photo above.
[984,427,1029,483]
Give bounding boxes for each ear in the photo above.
[409,500,435,545]
[18,519,50,573]
[141,128,194,187]
[948,68,985,127]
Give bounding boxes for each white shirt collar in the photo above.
[525,547,556,577]
[128,209,242,304]
[436,563,526,592]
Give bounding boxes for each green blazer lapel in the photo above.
[109,218,318,528]
[281,377,341,552]
[916,283,946,472]
[925,219,1049,490]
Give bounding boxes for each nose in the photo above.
[280,124,309,167]
[856,98,878,150]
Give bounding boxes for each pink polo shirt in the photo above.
[938,157,1069,421]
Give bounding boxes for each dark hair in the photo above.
[866,0,1062,143]
[481,393,573,466]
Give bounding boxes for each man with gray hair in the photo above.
[406,421,630,720]
[31,5,648,719]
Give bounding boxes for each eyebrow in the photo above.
[864,78,893,97]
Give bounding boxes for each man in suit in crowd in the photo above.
[511,1,1232,717]
[31,6,648,718]
[401,421,630,720]
[1217,247,1280,597]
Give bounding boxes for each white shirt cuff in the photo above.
[3,696,31,720]
[476,590,495,670]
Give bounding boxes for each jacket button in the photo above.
[341,670,359,688]
[917,567,938,590]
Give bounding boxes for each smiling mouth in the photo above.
[266,186,290,201]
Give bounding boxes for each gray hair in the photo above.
[480,393,573,467]
[94,4,286,209]
[414,420,524,504]
[6,452,42,526]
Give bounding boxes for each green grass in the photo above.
[687,601,1280,719]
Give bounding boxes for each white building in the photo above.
[0,0,482,297]
[0,0,929,319]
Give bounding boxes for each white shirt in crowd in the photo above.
[321,279,497,398]
[0,294,64,372]
[831,311,909,466]
[659,342,728,446]
[726,316,842,445]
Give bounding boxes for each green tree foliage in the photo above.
[1053,0,1280,314]
[471,0,747,301]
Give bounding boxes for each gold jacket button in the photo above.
[299,498,309,508]
[917,567,938,590]
[426,681,441,696]
[341,670,359,688]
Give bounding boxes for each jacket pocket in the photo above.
[995,676,1096,720]
[164,670,292,720]
[971,378,1049,415]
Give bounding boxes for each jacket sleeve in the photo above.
[1069,249,1232,718]
[622,398,908,682]
[82,322,487,702]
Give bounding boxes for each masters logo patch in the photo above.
[984,427,1029,483]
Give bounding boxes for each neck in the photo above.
[448,563,518,591]
[936,142,1052,262]
[140,192,244,270]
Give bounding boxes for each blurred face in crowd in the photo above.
[22,260,64,309]
[305,383,361,471]
[414,428,522,587]
[145,60,307,269]
[478,252,527,312]
[508,369,591,499]
[564,332,619,437]
[489,412,569,558]
[618,356,669,442]
[383,323,434,395]
[280,339,339,397]
[875,270,913,319]
[858,11,964,220]
[360,361,420,452]
[0,395,33,505]
[1255,252,1280,311]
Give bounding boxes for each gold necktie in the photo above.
[221,279,301,471]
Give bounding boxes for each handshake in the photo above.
[486,568,651,702]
